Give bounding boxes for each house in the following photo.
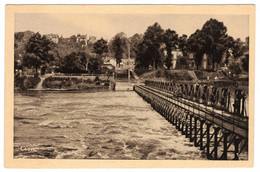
[76,34,87,46]
[120,58,135,69]
[46,34,59,44]
[88,36,97,45]
[202,54,208,70]
[188,53,208,70]
[163,49,182,69]
[186,53,196,69]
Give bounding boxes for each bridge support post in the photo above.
[176,115,179,130]
[181,120,185,134]
[234,136,242,160]
[181,112,185,135]
[171,110,175,125]
[189,114,194,142]
[185,113,189,138]
[222,130,230,160]
[176,110,181,131]
[178,117,181,131]
[213,127,221,160]
[194,117,199,147]
[206,122,212,159]
[200,120,205,150]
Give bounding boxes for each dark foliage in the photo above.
[164,29,178,69]
[93,38,109,57]
[22,32,54,73]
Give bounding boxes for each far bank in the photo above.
[14,74,116,91]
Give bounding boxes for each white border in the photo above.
[0,0,259,172]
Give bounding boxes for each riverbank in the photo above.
[42,76,115,90]
[14,74,41,90]
[14,75,116,91]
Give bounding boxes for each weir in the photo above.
[134,80,248,160]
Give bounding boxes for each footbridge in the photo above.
[134,80,248,160]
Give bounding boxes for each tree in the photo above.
[60,52,88,73]
[231,38,246,59]
[93,38,108,57]
[163,29,178,69]
[14,32,25,41]
[138,22,165,69]
[135,42,150,69]
[129,33,143,59]
[14,32,25,48]
[70,35,77,42]
[88,57,102,74]
[228,58,242,76]
[111,32,127,67]
[178,34,189,57]
[241,54,249,72]
[22,53,41,71]
[14,31,34,72]
[177,55,187,70]
[222,35,235,64]
[22,32,54,74]
[200,18,228,71]
[187,29,205,70]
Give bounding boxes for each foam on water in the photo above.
[14,91,206,159]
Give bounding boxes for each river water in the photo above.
[14,90,206,159]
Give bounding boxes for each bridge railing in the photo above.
[145,80,248,118]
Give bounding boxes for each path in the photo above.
[35,74,52,90]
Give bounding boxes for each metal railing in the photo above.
[145,80,248,118]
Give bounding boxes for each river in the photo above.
[14,90,206,159]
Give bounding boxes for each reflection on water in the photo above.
[14,90,205,159]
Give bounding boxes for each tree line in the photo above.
[15,32,111,74]
[134,18,249,73]
[14,18,249,76]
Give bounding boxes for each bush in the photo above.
[42,76,63,89]
[228,59,242,75]
[14,75,41,90]
[104,81,110,86]
[84,78,94,84]
[14,75,26,88]
[155,70,165,78]
[25,76,41,89]
[94,76,100,82]
[41,76,111,90]
[134,68,149,76]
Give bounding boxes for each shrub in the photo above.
[228,59,242,75]
[94,76,100,82]
[84,78,93,83]
[14,75,26,88]
[14,75,41,90]
[104,81,110,86]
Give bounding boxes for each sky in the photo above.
[15,13,249,41]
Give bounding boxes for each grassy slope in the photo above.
[139,69,198,83]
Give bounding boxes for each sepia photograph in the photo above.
[4,4,255,168]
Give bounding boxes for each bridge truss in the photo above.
[134,81,248,160]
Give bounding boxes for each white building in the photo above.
[163,49,183,69]
[46,34,59,44]
[76,34,87,46]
